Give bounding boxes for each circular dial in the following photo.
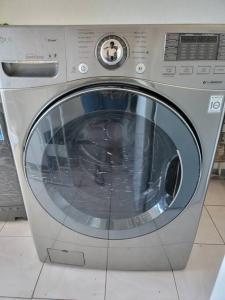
[96,35,128,69]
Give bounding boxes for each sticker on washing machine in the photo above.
[0,125,4,142]
[208,95,224,113]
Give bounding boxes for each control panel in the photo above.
[165,33,225,61]
[66,26,151,81]
[1,25,225,89]
[162,65,225,76]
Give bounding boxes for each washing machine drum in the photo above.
[24,85,201,239]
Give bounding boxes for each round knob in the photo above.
[96,35,128,69]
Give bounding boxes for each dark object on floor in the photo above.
[0,99,27,221]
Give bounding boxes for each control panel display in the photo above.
[180,35,218,43]
[164,33,225,61]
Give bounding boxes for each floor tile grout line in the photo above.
[0,222,7,233]
[194,242,224,245]
[0,235,32,238]
[31,260,46,299]
[0,296,30,299]
[104,230,110,300]
[32,297,78,300]
[0,296,80,300]
[104,268,108,300]
[205,206,225,244]
[104,245,109,300]
[172,270,181,300]
[205,204,225,206]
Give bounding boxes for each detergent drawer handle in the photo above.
[1,61,58,78]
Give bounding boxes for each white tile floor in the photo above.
[0,179,225,300]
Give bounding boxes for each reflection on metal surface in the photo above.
[96,35,128,69]
[24,87,200,239]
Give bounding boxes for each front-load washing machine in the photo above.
[0,25,224,270]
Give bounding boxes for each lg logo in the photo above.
[203,80,223,85]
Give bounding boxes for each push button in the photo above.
[214,66,225,74]
[197,66,211,74]
[162,66,176,75]
[78,63,88,74]
[136,63,146,74]
[179,66,193,75]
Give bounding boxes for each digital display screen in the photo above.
[164,33,222,61]
[180,35,218,43]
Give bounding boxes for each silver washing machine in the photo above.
[0,25,224,270]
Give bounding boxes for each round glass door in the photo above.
[24,86,201,239]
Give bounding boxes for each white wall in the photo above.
[0,0,225,25]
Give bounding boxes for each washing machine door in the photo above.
[24,85,201,240]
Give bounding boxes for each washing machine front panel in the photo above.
[24,85,201,240]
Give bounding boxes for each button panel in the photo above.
[179,66,193,75]
[214,66,225,74]
[161,64,225,76]
[65,26,225,89]
[162,66,176,75]
[197,66,211,74]
[164,33,179,61]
